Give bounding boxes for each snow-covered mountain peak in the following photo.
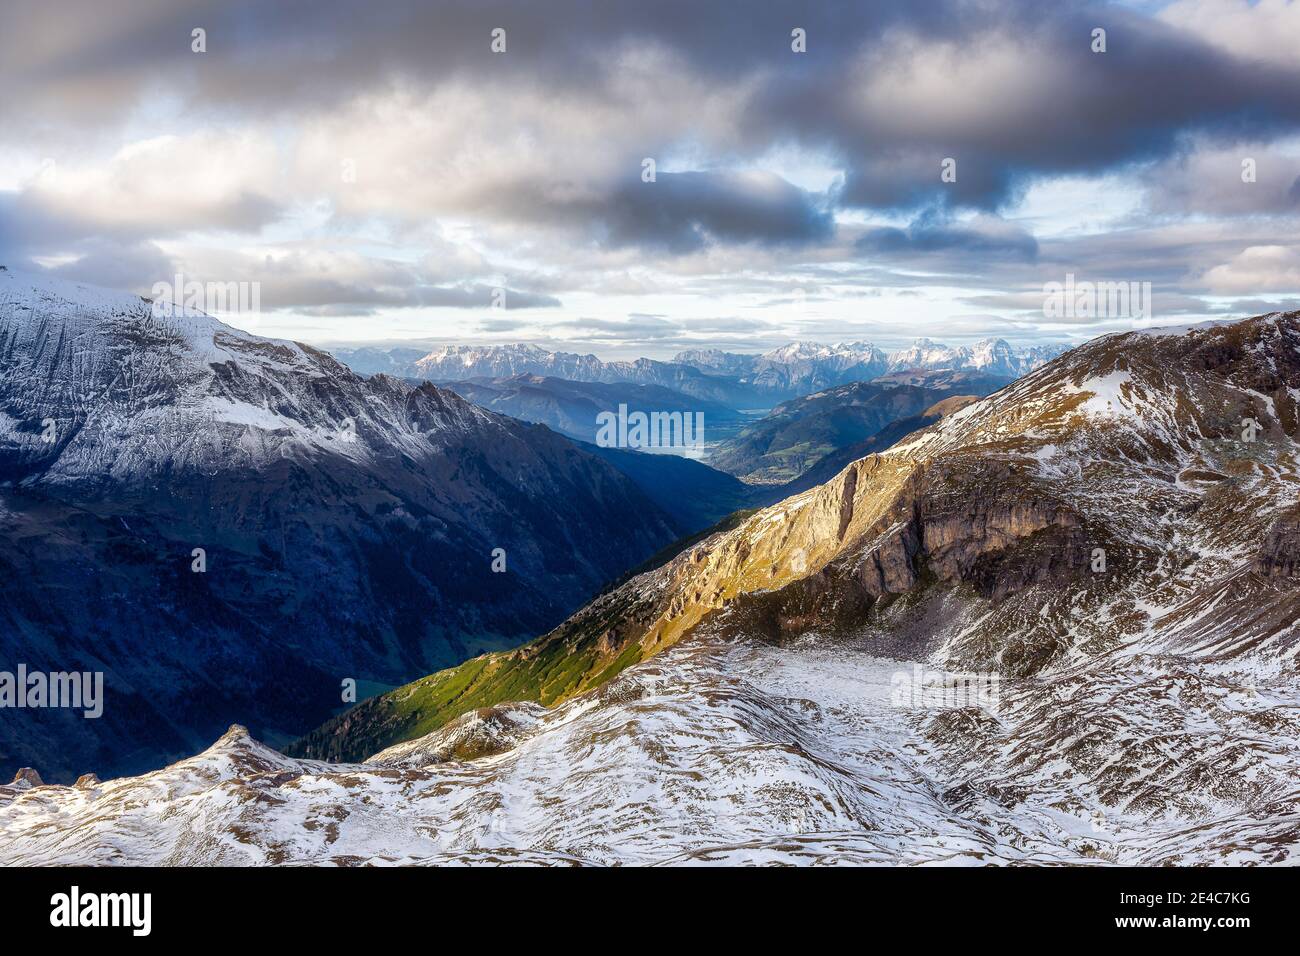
[418,341,560,367]
[2,267,261,351]
[0,269,502,486]
[760,341,831,362]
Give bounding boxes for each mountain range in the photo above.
[253,310,1298,864]
[4,284,1296,865]
[676,338,1061,390]
[330,339,1065,406]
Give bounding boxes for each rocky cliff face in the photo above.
[0,271,680,781]
[1254,505,1300,579]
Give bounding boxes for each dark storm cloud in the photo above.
[755,4,1300,212]
[597,171,834,253]
[856,212,1039,262]
[9,0,1300,219]
[0,0,928,125]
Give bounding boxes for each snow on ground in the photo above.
[3,633,1294,866]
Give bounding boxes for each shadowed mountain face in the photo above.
[578,441,764,534]
[434,375,764,534]
[708,372,1010,483]
[0,272,680,782]
[775,393,981,499]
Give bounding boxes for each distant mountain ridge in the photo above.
[408,344,762,406]
[329,337,1065,406]
[677,338,1062,381]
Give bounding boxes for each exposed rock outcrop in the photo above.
[11,768,42,789]
[1255,508,1300,579]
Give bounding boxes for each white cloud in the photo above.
[1159,0,1300,71]
[1202,244,1300,294]
[24,131,284,236]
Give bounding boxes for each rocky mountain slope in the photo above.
[3,310,1296,865]
[708,371,1008,483]
[0,270,680,782]
[4,627,1295,865]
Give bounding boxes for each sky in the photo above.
[3,0,1300,359]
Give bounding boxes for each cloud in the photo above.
[596,171,834,252]
[4,0,1300,336]
[11,0,1300,222]
[1226,296,1300,315]
[1139,137,1300,216]
[1202,245,1300,294]
[1158,0,1300,72]
[557,315,682,341]
[11,133,284,241]
[46,240,176,290]
[857,212,1039,262]
[478,317,529,333]
[106,244,560,315]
